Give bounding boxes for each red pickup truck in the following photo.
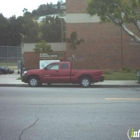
[22,61,104,87]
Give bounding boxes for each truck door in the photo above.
[59,63,71,82]
[42,63,60,82]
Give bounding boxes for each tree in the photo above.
[0,15,23,46]
[65,31,84,66]
[32,3,57,17]
[0,14,8,46]
[86,0,140,43]
[34,40,52,53]
[22,8,28,13]
[57,0,64,13]
[7,16,23,46]
[22,14,41,43]
[41,16,65,42]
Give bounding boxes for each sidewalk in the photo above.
[0,74,139,87]
[0,74,26,86]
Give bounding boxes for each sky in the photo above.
[0,0,64,18]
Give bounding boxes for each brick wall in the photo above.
[66,23,140,70]
[66,0,87,13]
[23,52,66,69]
[24,52,39,69]
[66,0,140,70]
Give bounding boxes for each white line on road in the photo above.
[105,98,140,101]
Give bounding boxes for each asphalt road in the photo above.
[0,87,140,140]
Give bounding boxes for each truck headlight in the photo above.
[22,71,27,76]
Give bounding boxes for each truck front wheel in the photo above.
[80,77,91,87]
[28,76,41,87]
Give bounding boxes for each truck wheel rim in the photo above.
[82,79,89,87]
[30,79,37,86]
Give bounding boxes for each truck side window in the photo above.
[47,64,59,70]
[61,63,68,69]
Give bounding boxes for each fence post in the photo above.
[7,46,8,68]
[20,61,23,77]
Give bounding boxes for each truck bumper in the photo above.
[100,76,104,82]
[22,75,28,83]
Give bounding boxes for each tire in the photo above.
[80,77,91,87]
[28,76,41,87]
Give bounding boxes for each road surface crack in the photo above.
[19,109,40,140]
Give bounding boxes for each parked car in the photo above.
[0,66,14,74]
[22,61,104,87]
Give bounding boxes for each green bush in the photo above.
[104,72,137,80]
[103,69,111,74]
[135,68,140,73]
[120,67,131,73]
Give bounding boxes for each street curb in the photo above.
[0,84,139,88]
[0,84,28,87]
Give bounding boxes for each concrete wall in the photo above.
[22,42,66,54]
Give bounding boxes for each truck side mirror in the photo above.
[44,67,48,70]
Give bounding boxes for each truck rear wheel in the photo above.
[28,76,41,87]
[80,77,91,87]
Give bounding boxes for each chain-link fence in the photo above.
[0,46,22,70]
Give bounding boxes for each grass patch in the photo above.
[104,72,137,80]
[0,62,17,66]
[0,62,17,70]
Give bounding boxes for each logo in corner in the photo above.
[127,128,140,139]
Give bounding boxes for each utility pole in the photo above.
[121,28,123,68]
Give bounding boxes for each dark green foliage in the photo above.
[7,16,22,46]
[32,3,56,17]
[0,1,66,46]
[120,67,131,73]
[22,15,40,43]
[66,31,84,50]
[65,31,84,65]
[0,14,9,46]
[0,14,40,46]
[41,16,65,42]
[87,0,140,23]
[86,0,140,43]
[31,2,65,17]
